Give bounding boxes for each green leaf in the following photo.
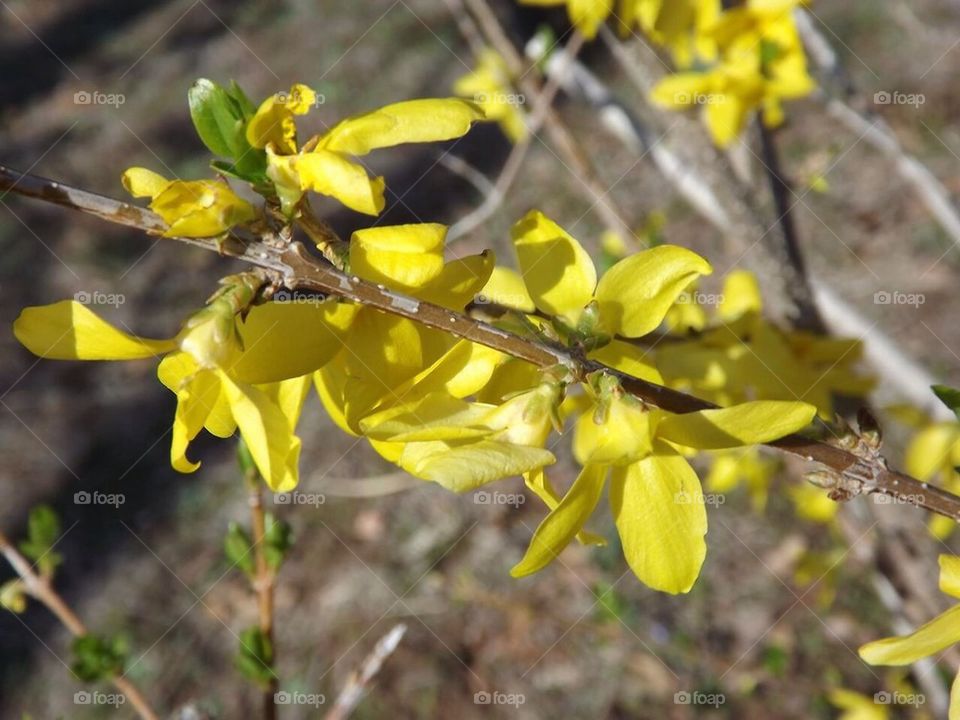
[263,513,293,570]
[234,626,274,688]
[18,504,63,577]
[224,522,256,577]
[227,80,257,119]
[71,634,127,682]
[932,384,960,422]
[189,79,242,158]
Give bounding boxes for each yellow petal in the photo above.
[951,671,960,720]
[158,351,236,437]
[941,555,960,600]
[231,300,356,384]
[718,269,763,320]
[511,464,608,577]
[398,439,554,492]
[573,396,654,466]
[512,210,597,324]
[609,448,707,593]
[318,98,485,156]
[588,339,663,384]
[650,73,716,108]
[246,84,316,152]
[171,369,220,473]
[220,372,300,492]
[360,393,495,442]
[595,245,712,338]
[859,604,960,666]
[121,167,169,198]
[293,149,385,216]
[417,250,495,310]
[350,224,447,290]
[906,424,959,481]
[14,301,176,360]
[479,266,536,312]
[656,400,817,450]
[567,0,614,39]
[261,375,312,431]
[523,469,607,546]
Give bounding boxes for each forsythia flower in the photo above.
[619,0,720,68]
[13,277,355,491]
[454,49,528,142]
[650,0,815,146]
[245,87,487,215]
[827,688,890,720]
[705,446,779,512]
[519,0,613,40]
[122,167,255,238]
[656,270,873,418]
[859,555,960,719]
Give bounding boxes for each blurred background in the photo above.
[1,0,960,717]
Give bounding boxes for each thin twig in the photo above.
[3,165,960,525]
[446,30,586,242]
[456,0,636,242]
[246,472,278,720]
[323,623,407,720]
[0,530,160,720]
[756,122,825,332]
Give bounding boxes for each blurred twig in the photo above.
[451,0,635,243]
[246,471,279,720]
[324,623,407,720]
[0,530,160,720]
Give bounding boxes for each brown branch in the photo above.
[0,530,160,720]
[2,164,960,524]
[246,472,278,720]
[323,623,407,720]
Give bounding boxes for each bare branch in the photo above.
[0,529,160,720]
[2,165,959,522]
[324,624,407,720]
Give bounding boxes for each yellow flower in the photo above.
[514,372,817,593]
[649,0,815,146]
[619,0,720,68]
[454,49,528,142]
[246,83,317,154]
[519,0,614,40]
[860,555,960,719]
[827,688,890,720]
[510,210,713,337]
[247,91,486,215]
[656,270,873,419]
[122,167,255,238]
[13,280,355,491]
